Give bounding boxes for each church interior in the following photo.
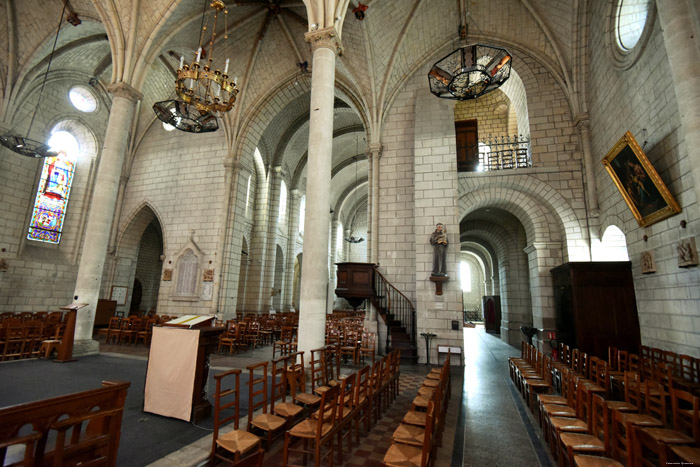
[1,0,699,466]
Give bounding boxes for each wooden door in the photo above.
[456,120,478,172]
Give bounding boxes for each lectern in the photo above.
[143,316,224,423]
[54,302,88,363]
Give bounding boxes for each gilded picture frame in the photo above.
[602,131,681,227]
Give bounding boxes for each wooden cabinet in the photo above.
[551,262,641,360]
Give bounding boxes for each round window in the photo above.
[68,86,97,113]
[616,0,649,51]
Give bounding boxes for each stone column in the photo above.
[297,28,341,357]
[216,159,242,321]
[367,143,382,263]
[284,190,301,310]
[656,0,700,210]
[575,118,599,213]
[71,82,142,354]
[524,242,562,350]
[262,166,283,312]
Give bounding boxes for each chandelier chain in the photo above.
[27,1,68,139]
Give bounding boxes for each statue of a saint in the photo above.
[430,223,448,276]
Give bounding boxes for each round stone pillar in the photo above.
[71,82,142,354]
[297,28,342,357]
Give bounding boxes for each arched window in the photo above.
[460,261,472,292]
[245,174,252,218]
[278,180,287,224]
[616,0,649,51]
[298,195,306,234]
[336,222,343,254]
[27,130,80,244]
[592,225,630,261]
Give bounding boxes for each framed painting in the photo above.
[602,131,681,227]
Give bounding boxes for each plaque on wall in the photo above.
[162,269,173,281]
[110,286,128,306]
[640,251,656,274]
[203,269,214,282]
[677,237,699,268]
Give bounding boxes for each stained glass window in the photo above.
[27,131,79,244]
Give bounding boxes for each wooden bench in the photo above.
[0,380,130,466]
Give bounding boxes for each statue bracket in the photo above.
[429,275,449,295]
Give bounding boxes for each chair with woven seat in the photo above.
[136,318,157,347]
[247,361,286,448]
[359,332,376,365]
[286,352,322,411]
[283,383,340,467]
[271,355,303,428]
[211,368,262,465]
[98,316,120,341]
[383,399,435,467]
[218,322,238,355]
[354,364,372,435]
[273,326,295,359]
[557,393,610,467]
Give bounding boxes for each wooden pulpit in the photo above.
[54,302,88,363]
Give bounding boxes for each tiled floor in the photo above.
[97,326,550,467]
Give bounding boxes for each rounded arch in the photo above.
[459,175,589,261]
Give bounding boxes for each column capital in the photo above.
[367,143,383,159]
[224,159,244,174]
[107,82,143,102]
[523,242,562,255]
[574,116,590,133]
[305,27,343,55]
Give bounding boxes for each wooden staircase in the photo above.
[372,267,418,364]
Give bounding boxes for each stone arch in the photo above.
[459,175,589,261]
[116,201,168,254]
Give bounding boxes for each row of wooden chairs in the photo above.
[510,342,700,466]
[0,319,65,361]
[1,311,65,324]
[97,316,157,346]
[383,354,451,467]
[210,349,402,466]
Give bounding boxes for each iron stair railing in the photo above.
[371,266,416,355]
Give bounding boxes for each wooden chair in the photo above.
[218,322,238,355]
[283,383,340,467]
[335,373,357,464]
[247,361,286,448]
[273,326,295,358]
[97,316,120,341]
[285,351,321,410]
[354,364,372,435]
[244,321,260,350]
[211,368,262,464]
[359,332,376,364]
[339,329,359,366]
[136,318,156,346]
[383,399,435,467]
[557,392,608,467]
[270,355,303,427]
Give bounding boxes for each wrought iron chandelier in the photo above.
[0,2,68,158]
[428,43,511,100]
[154,0,238,132]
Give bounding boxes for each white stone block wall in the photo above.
[588,0,700,357]
[0,79,109,312]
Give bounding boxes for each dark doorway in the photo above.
[131,279,143,313]
[456,120,478,172]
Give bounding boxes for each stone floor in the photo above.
[96,326,552,466]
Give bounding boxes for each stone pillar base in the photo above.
[502,327,522,347]
[73,339,101,357]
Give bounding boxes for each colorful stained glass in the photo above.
[27,151,76,244]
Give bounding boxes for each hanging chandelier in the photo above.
[428,43,512,100]
[0,2,68,158]
[153,0,238,132]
